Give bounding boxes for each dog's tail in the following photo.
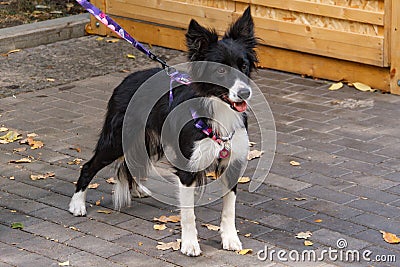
[113,159,132,210]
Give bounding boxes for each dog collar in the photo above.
[190,109,234,159]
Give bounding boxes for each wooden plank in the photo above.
[255,27,384,66]
[383,0,392,66]
[389,0,400,94]
[244,0,384,26]
[107,0,232,33]
[89,0,108,35]
[256,45,390,92]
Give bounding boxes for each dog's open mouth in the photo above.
[222,95,247,112]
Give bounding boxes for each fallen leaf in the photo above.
[88,183,100,189]
[247,150,264,160]
[0,127,8,132]
[244,233,251,237]
[126,54,136,59]
[248,141,256,147]
[10,210,16,213]
[238,176,251,183]
[13,147,26,152]
[58,261,70,266]
[280,197,289,200]
[380,230,400,244]
[97,210,112,214]
[314,219,323,223]
[290,160,301,166]
[11,222,24,229]
[46,78,55,82]
[294,197,307,201]
[30,140,44,150]
[202,223,220,231]
[156,239,181,251]
[30,172,55,181]
[68,158,82,165]
[206,172,217,179]
[106,177,117,184]
[154,215,181,223]
[95,200,101,206]
[96,37,104,41]
[154,224,167,231]
[237,248,253,255]
[9,176,15,180]
[9,158,31,163]
[329,82,343,91]
[69,226,79,231]
[295,231,312,239]
[353,82,374,92]
[304,240,313,246]
[69,146,81,153]
[106,38,120,43]
[27,133,38,137]
[0,130,21,144]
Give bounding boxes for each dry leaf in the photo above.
[68,158,82,165]
[58,261,70,266]
[46,78,55,82]
[329,82,343,91]
[290,160,301,166]
[106,38,120,43]
[314,219,323,223]
[304,240,313,246]
[106,177,117,184]
[97,210,112,214]
[154,224,167,231]
[27,133,38,137]
[248,141,256,147]
[9,176,15,180]
[138,242,143,246]
[280,197,289,200]
[9,158,31,163]
[202,223,220,231]
[353,82,374,92]
[0,127,8,132]
[295,231,312,239]
[69,226,79,231]
[237,249,253,255]
[13,147,27,152]
[96,37,104,41]
[247,150,264,160]
[30,172,55,181]
[206,172,217,179]
[126,54,136,59]
[154,215,181,223]
[238,176,251,183]
[95,200,101,206]
[0,131,21,144]
[156,239,181,251]
[244,233,251,237]
[88,183,99,189]
[30,140,44,150]
[294,197,307,201]
[69,146,81,153]
[380,230,400,244]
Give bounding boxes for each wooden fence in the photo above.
[88,0,400,94]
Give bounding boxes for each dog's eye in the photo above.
[217,67,227,75]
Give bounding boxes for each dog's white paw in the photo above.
[131,183,151,198]
[181,239,202,257]
[69,191,87,216]
[221,233,242,251]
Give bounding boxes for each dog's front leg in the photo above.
[179,180,201,256]
[220,185,242,251]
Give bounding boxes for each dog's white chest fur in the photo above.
[188,98,249,172]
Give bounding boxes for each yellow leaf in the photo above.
[295,231,312,239]
[30,172,55,181]
[202,223,220,231]
[69,226,79,231]
[154,215,180,223]
[206,172,217,179]
[353,82,373,92]
[154,224,167,231]
[88,183,99,189]
[304,240,313,246]
[96,37,104,41]
[46,78,55,82]
[126,54,136,59]
[58,260,70,266]
[106,38,120,43]
[9,158,31,163]
[294,197,307,201]
[68,158,82,165]
[0,127,8,132]
[247,150,264,160]
[380,230,400,244]
[69,146,81,153]
[138,242,143,246]
[314,219,323,223]
[156,239,181,251]
[290,160,301,166]
[248,141,256,147]
[0,131,21,144]
[95,200,101,206]
[106,177,117,184]
[328,82,343,91]
[236,249,253,255]
[238,176,251,183]
[27,133,38,137]
[97,210,112,214]
[280,197,289,200]
[30,140,44,150]
[7,49,21,54]
[244,233,251,237]
[9,176,15,180]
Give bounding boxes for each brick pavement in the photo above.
[1,50,400,266]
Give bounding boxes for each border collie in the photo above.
[69,7,257,256]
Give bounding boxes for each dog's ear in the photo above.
[223,7,255,47]
[186,19,218,61]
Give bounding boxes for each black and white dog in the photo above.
[69,7,257,256]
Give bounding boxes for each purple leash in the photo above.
[75,0,191,105]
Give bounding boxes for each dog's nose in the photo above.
[237,88,251,100]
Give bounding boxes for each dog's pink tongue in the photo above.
[233,101,247,112]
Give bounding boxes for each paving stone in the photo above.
[258,214,321,234]
[351,229,400,253]
[258,200,316,220]
[333,148,388,165]
[116,218,174,240]
[342,185,399,204]
[295,173,353,191]
[24,221,83,243]
[332,138,382,153]
[299,185,357,204]
[74,220,131,241]
[312,228,370,250]
[66,251,124,267]
[1,251,56,267]
[289,119,340,133]
[291,129,342,143]
[347,199,400,218]
[65,235,129,258]
[28,206,87,226]
[0,223,35,244]
[338,160,393,177]
[302,214,367,235]
[0,207,44,229]
[263,173,311,192]
[299,199,363,220]
[340,173,398,191]
[293,139,345,154]
[349,213,400,233]
[108,250,176,267]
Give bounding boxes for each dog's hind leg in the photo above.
[69,149,121,216]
